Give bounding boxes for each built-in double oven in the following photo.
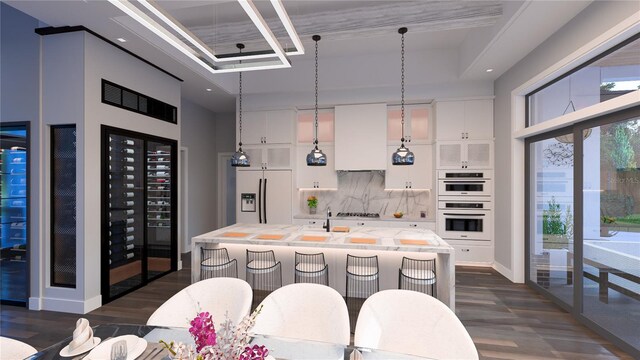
[437,170,492,241]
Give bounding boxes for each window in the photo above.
[527,34,640,126]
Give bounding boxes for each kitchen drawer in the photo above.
[390,221,436,231]
[293,218,323,226]
[449,243,493,264]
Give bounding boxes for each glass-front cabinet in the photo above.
[101,126,176,303]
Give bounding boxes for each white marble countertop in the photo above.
[193,223,452,253]
[293,214,436,222]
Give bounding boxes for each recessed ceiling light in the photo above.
[486,68,494,73]
[116,38,127,43]
[206,88,212,92]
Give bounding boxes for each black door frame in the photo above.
[0,121,30,306]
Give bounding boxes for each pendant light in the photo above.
[392,27,415,166]
[231,43,250,167]
[306,35,327,166]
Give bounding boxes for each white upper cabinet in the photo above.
[238,110,295,145]
[334,103,387,171]
[296,147,338,189]
[385,144,433,189]
[387,104,432,145]
[297,109,334,144]
[436,140,492,169]
[435,99,493,141]
[238,144,293,171]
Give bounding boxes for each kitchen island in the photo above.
[192,224,455,309]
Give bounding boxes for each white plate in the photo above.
[85,335,147,360]
[59,337,101,357]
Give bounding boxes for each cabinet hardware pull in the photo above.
[462,249,470,252]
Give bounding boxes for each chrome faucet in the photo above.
[323,206,332,232]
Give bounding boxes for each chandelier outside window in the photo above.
[392,27,415,166]
[306,35,327,166]
[231,43,250,167]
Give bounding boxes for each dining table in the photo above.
[26,324,434,360]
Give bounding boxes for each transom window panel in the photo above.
[527,34,640,126]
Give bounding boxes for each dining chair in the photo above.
[252,283,350,346]
[0,336,37,359]
[146,277,252,328]
[294,251,329,285]
[398,256,436,296]
[200,247,238,279]
[354,289,479,360]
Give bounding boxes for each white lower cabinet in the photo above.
[296,147,337,189]
[294,218,436,230]
[445,239,493,264]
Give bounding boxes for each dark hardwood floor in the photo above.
[0,256,633,359]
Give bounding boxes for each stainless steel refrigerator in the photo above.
[236,170,292,224]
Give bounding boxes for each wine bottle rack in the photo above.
[101,126,176,303]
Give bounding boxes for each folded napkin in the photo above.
[221,232,250,237]
[301,235,327,242]
[256,234,285,240]
[399,239,430,245]
[69,318,94,351]
[349,237,377,244]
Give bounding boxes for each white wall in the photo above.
[40,30,181,313]
[180,99,218,251]
[239,47,493,110]
[493,0,639,280]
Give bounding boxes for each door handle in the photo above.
[263,178,268,224]
[258,178,262,224]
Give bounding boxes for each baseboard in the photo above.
[493,261,516,282]
[28,297,42,310]
[41,295,102,314]
[177,259,183,271]
[456,261,494,267]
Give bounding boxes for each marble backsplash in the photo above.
[299,171,431,218]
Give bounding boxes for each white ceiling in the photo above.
[6,0,592,113]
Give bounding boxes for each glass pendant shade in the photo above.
[231,43,250,167]
[392,27,414,166]
[392,144,415,165]
[307,34,327,166]
[306,146,327,166]
[230,147,250,167]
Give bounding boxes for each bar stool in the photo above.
[346,254,379,300]
[398,257,436,297]
[200,248,237,280]
[246,249,282,292]
[294,252,329,285]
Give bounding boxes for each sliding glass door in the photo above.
[527,132,575,307]
[578,112,640,350]
[527,106,640,355]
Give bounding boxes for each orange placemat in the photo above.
[221,232,250,238]
[301,235,327,242]
[399,239,430,245]
[332,226,350,232]
[350,237,377,244]
[257,234,285,240]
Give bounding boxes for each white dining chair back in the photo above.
[0,336,37,359]
[147,277,252,328]
[354,289,479,360]
[252,283,350,345]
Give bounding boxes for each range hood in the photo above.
[334,103,388,171]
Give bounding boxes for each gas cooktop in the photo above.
[336,212,380,218]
